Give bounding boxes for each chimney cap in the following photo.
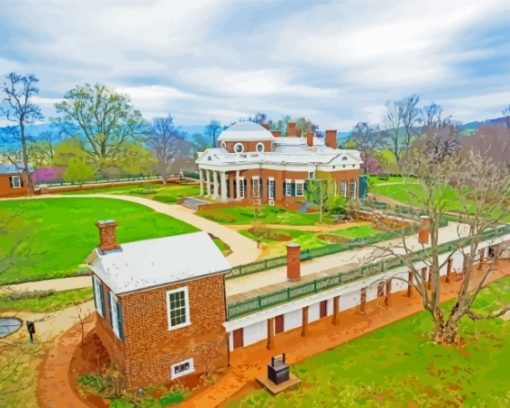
[96,219,117,226]
[287,242,300,248]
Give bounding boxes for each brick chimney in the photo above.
[287,243,301,281]
[271,130,281,138]
[306,131,314,147]
[287,121,297,137]
[325,129,337,148]
[418,216,431,245]
[96,220,120,253]
[261,122,270,130]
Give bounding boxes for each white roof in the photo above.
[87,231,231,295]
[218,121,275,142]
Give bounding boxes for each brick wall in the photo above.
[119,273,228,388]
[0,173,30,197]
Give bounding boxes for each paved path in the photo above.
[0,276,93,294]
[227,220,372,232]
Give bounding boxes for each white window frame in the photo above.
[11,176,22,189]
[349,179,357,199]
[166,287,191,331]
[285,179,292,196]
[252,176,260,198]
[295,180,305,197]
[256,142,265,152]
[268,177,275,200]
[239,177,245,199]
[93,275,104,317]
[234,143,244,153]
[220,141,227,149]
[109,291,121,339]
[171,358,195,379]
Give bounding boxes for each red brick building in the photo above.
[86,221,231,388]
[0,163,31,197]
[196,121,362,206]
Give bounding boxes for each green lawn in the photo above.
[0,198,197,285]
[0,288,93,313]
[197,205,333,226]
[240,225,383,258]
[62,183,200,204]
[229,277,510,407]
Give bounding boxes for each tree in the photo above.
[502,105,510,129]
[145,115,182,184]
[247,112,268,124]
[205,120,222,147]
[28,130,62,167]
[0,72,43,194]
[54,83,144,170]
[296,117,318,137]
[191,133,210,153]
[373,147,510,344]
[384,94,420,166]
[52,138,88,168]
[64,159,95,185]
[306,178,336,223]
[273,115,292,135]
[349,122,386,173]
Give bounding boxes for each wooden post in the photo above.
[385,280,392,306]
[407,271,413,297]
[427,268,432,290]
[267,318,274,350]
[446,258,452,283]
[478,248,485,270]
[333,295,340,325]
[360,287,367,313]
[301,306,309,337]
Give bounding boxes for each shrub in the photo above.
[160,391,186,405]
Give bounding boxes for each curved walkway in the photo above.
[52,193,262,267]
[227,220,372,232]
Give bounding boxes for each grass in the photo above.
[240,225,383,258]
[228,277,510,407]
[0,198,198,285]
[0,288,93,313]
[197,205,333,226]
[62,183,200,204]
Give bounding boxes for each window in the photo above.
[166,287,190,330]
[92,276,105,317]
[295,181,304,197]
[171,358,195,379]
[109,291,124,340]
[268,178,275,200]
[256,142,265,152]
[239,178,245,199]
[234,143,244,153]
[340,180,347,198]
[285,180,292,196]
[308,172,315,179]
[349,179,357,199]
[220,141,226,149]
[9,176,22,189]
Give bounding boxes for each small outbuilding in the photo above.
[86,220,231,388]
[0,163,32,197]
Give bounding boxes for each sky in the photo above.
[1,0,510,130]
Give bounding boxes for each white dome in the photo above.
[217,121,274,142]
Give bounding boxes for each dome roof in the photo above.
[217,121,274,142]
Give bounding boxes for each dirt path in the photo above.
[181,261,510,408]
[227,220,372,232]
[0,276,93,294]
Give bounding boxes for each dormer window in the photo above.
[220,142,226,149]
[256,142,265,153]
[342,156,348,161]
[234,143,244,153]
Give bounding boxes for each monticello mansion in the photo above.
[195,121,364,206]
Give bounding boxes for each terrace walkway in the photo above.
[181,261,510,408]
[225,221,470,298]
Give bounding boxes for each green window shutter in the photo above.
[99,282,105,317]
[91,276,97,310]
[8,177,13,188]
[116,302,124,340]
[108,291,113,326]
[291,182,296,196]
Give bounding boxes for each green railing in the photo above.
[226,224,510,320]
[227,218,449,280]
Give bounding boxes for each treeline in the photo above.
[0,73,213,188]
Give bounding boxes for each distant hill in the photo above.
[460,116,508,135]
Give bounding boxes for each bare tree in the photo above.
[146,115,183,184]
[372,148,510,344]
[502,105,510,129]
[384,99,404,165]
[0,72,43,194]
[401,94,420,151]
[205,120,222,147]
[349,122,386,173]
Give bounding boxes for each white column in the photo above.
[199,169,204,196]
[213,171,219,199]
[221,172,228,201]
[236,170,241,200]
[206,170,211,196]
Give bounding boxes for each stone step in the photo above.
[180,197,208,211]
